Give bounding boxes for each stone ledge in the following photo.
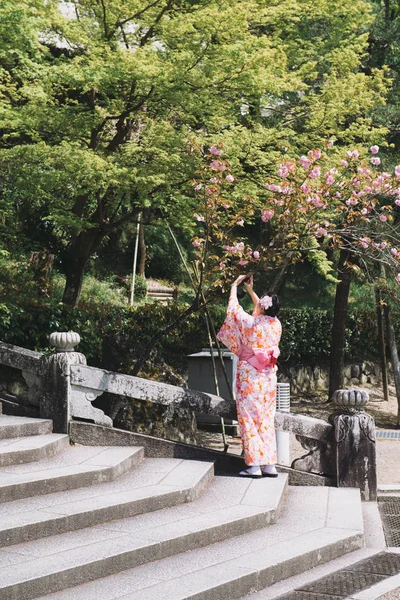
[69,421,331,486]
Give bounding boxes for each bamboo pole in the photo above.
[129,213,142,306]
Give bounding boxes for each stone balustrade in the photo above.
[0,333,377,500]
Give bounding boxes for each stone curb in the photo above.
[0,434,70,467]
[0,446,144,503]
[0,416,53,439]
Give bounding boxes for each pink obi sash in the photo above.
[238,344,280,371]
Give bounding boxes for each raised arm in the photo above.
[244,275,259,310]
[230,274,248,301]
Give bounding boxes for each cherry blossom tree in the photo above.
[190,141,400,411]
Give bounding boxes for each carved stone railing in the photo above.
[0,341,45,417]
[275,412,334,477]
[0,333,377,500]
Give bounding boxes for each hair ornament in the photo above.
[259,295,273,310]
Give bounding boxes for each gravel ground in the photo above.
[196,382,400,485]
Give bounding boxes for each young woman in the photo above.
[217,274,282,478]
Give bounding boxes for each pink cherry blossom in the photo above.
[316,227,327,237]
[370,145,379,154]
[237,242,245,250]
[223,204,230,209]
[371,157,381,166]
[381,242,387,249]
[266,183,282,193]
[192,240,201,247]
[396,199,400,207]
[210,160,220,169]
[341,160,349,167]
[395,166,400,178]
[219,262,226,269]
[236,219,244,226]
[210,145,222,156]
[253,251,260,259]
[219,165,226,172]
[277,165,289,178]
[307,148,322,160]
[209,177,217,183]
[300,183,311,194]
[361,208,368,215]
[380,214,387,222]
[397,273,400,282]
[261,209,274,222]
[346,199,352,206]
[364,186,372,193]
[309,167,321,179]
[325,175,335,185]
[299,156,311,169]
[196,214,205,222]
[194,184,202,191]
[347,149,360,159]
[226,174,234,183]
[239,260,249,266]
[360,238,369,249]
[392,248,399,256]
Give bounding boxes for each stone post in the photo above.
[331,389,377,501]
[41,332,86,433]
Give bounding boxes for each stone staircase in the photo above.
[0,414,379,600]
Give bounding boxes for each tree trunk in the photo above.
[375,288,389,402]
[62,229,105,307]
[384,301,400,426]
[138,217,146,277]
[329,249,352,400]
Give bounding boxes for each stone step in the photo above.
[0,457,216,547]
[0,474,287,600]
[0,434,70,467]
[0,415,53,439]
[0,444,144,503]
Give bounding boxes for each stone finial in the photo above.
[49,332,81,353]
[331,388,369,412]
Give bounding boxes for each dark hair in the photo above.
[260,291,280,317]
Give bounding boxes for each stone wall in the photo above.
[278,361,391,396]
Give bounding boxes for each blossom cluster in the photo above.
[261,144,400,281]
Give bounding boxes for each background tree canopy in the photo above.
[0,0,391,306]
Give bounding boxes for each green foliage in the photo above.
[133,274,147,301]
[145,225,188,284]
[0,0,390,306]
[0,296,389,373]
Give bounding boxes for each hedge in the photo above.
[0,300,392,374]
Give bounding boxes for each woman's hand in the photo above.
[244,275,253,291]
[233,274,248,287]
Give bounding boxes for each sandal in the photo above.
[261,466,278,478]
[239,468,262,479]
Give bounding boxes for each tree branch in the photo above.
[99,0,109,38]
[139,0,172,48]
[116,0,164,28]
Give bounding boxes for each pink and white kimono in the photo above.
[217,296,282,466]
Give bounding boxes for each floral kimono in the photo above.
[217,297,282,466]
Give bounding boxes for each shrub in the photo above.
[0,299,392,378]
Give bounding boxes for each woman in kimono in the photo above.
[217,274,281,478]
